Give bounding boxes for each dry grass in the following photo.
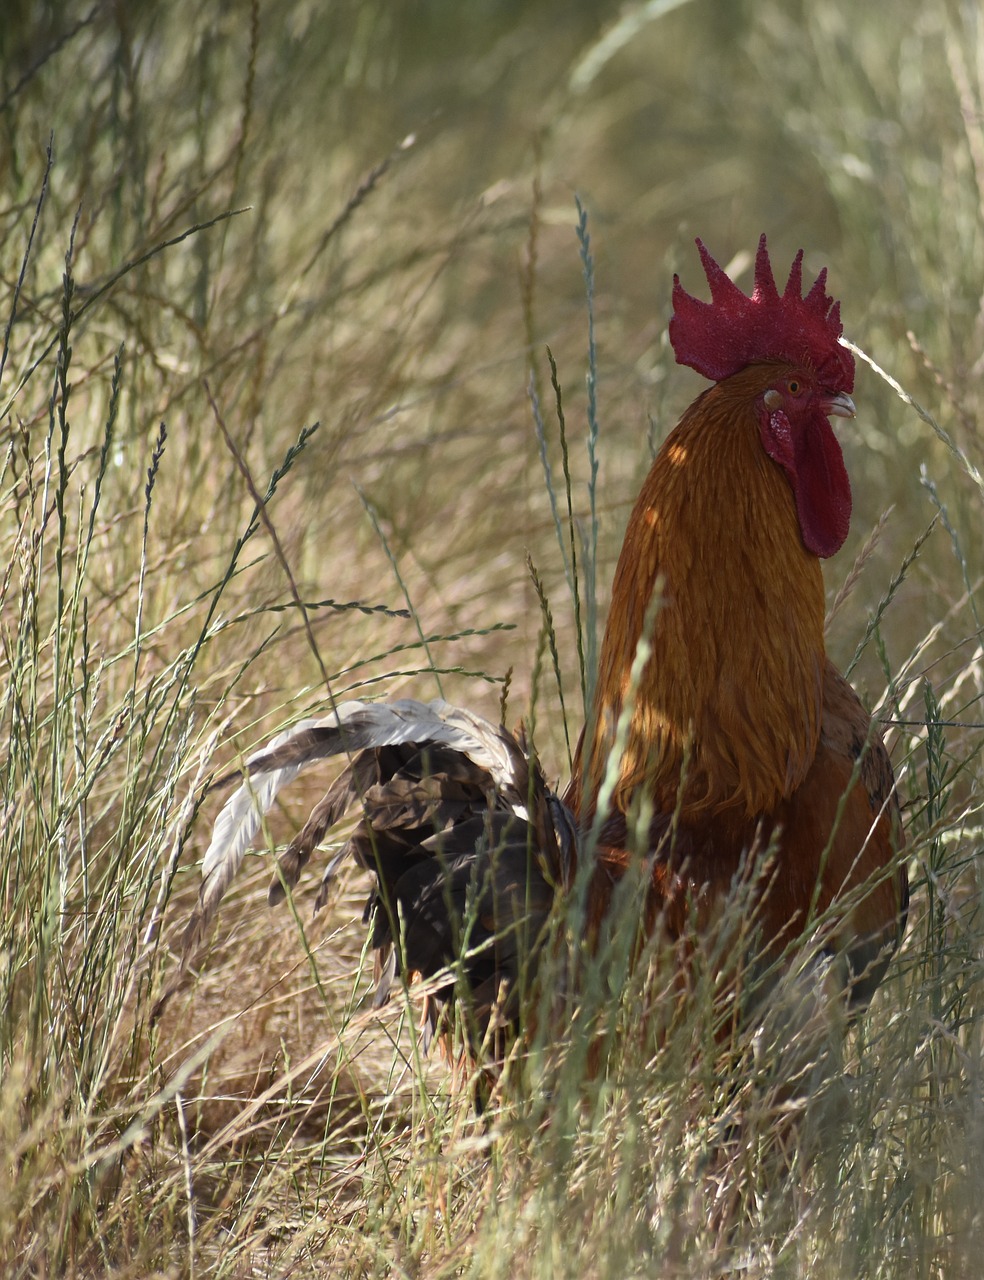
[3,0,984,1275]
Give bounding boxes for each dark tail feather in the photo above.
[158,698,575,1054]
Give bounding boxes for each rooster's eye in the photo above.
[787,378,802,396]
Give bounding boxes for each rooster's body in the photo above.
[574,354,906,1014]
[179,236,908,1077]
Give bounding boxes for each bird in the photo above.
[171,235,908,1088]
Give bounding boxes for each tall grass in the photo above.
[2,0,984,1274]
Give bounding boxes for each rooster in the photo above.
[174,236,907,1081]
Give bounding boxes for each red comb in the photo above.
[669,234,854,392]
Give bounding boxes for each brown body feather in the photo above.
[584,660,905,1010]
[577,366,827,820]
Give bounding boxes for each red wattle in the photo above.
[790,409,852,558]
[762,407,851,558]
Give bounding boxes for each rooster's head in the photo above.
[669,234,855,559]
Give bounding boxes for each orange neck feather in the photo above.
[584,367,826,821]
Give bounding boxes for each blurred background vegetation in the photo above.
[3,0,984,1275]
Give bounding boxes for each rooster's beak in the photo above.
[821,391,856,419]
